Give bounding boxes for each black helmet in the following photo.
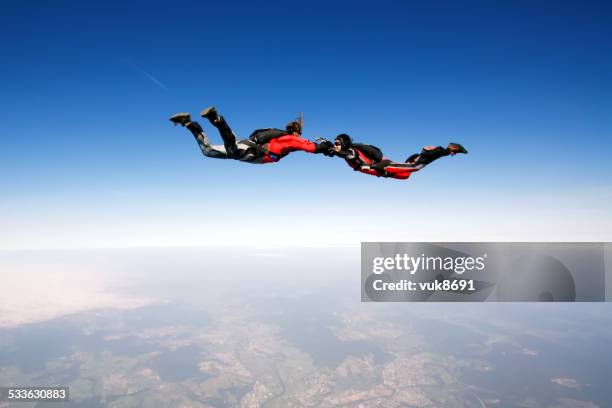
[335,134,352,149]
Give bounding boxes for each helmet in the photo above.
[334,134,352,149]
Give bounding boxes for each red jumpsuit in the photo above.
[343,145,447,179]
[345,148,419,179]
[262,134,318,163]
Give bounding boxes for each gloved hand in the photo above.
[316,140,335,156]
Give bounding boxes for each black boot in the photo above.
[447,143,468,155]
[200,106,220,123]
[169,112,191,126]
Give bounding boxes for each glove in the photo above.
[319,140,332,149]
[316,140,335,156]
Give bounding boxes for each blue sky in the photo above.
[1,1,611,249]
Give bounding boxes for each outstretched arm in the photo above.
[266,135,334,156]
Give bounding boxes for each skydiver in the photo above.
[170,107,332,164]
[327,134,468,179]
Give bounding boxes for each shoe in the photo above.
[447,143,468,155]
[169,112,191,126]
[200,106,219,121]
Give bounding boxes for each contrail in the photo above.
[121,58,168,90]
[470,390,486,408]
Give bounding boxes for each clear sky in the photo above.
[1,0,611,249]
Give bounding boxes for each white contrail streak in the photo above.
[470,391,486,408]
[122,58,168,90]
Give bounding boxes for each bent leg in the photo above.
[204,113,241,159]
[186,121,229,159]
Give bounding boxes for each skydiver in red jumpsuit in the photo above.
[329,134,468,179]
[170,107,332,164]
